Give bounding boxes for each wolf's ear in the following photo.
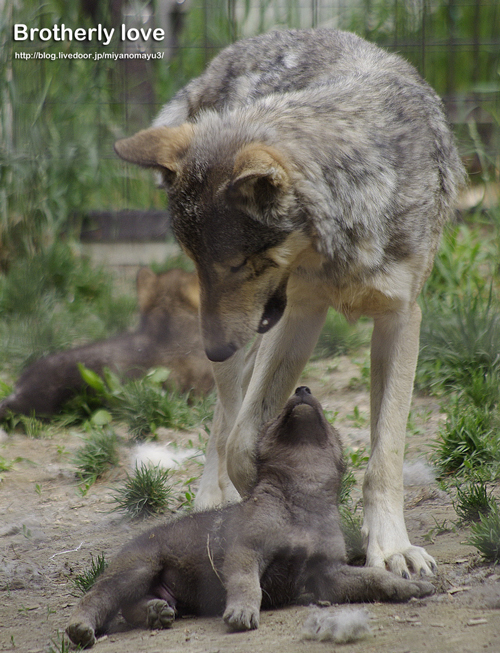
[136,267,158,313]
[114,124,194,186]
[228,144,292,221]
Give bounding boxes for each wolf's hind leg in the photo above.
[121,597,176,629]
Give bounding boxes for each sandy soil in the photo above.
[1,354,499,653]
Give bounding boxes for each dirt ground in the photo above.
[1,353,499,653]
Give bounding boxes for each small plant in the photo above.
[417,287,500,396]
[78,365,215,438]
[47,630,76,653]
[423,517,455,544]
[340,505,365,564]
[18,414,46,438]
[468,501,500,563]
[72,553,108,595]
[339,467,356,506]
[432,399,500,478]
[112,463,174,518]
[346,405,368,428]
[0,456,13,472]
[452,480,497,524]
[346,445,370,469]
[313,309,368,359]
[73,427,119,489]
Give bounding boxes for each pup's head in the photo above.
[256,386,345,494]
[115,122,310,362]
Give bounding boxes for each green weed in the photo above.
[47,630,76,653]
[423,517,455,544]
[452,480,497,524]
[112,464,175,518]
[417,288,500,396]
[0,456,13,472]
[468,502,500,563]
[313,310,369,360]
[78,365,215,438]
[432,399,500,479]
[340,505,365,565]
[73,427,119,489]
[72,553,108,595]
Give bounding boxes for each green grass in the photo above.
[112,463,175,518]
[73,427,119,490]
[0,242,136,375]
[452,480,498,524]
[417,288,500,396]
[313,310,369,360]
[432,399,500,479]
[76,365,215,438]
[468,502,500,563]
[72,553,108,595]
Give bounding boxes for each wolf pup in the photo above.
[114,28,466,578]
[66,387,433,648]
[0,268,213,419]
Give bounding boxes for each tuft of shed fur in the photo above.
[301,607,372,643]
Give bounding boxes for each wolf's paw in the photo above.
[384,546,437,578]
[223,604,260,631]
[66,621,96,649]
[146,599,176,629]
[363,509,437,578]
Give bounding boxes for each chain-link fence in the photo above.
[2,0,499,263]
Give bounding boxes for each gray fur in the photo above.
[114,28,466,577]
[66,388,434,648]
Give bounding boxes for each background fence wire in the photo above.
[1,0,499,261]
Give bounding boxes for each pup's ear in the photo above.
[114,124,194,186]
[228,144,292,221]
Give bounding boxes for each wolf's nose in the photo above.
[205,343,237,363]
[295,386,312,396]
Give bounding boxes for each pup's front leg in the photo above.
[222,547,263,631]
[363,302,436,577]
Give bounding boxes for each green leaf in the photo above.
[146,367,171,384]
[91,409,113,426]
[78,363,107,394]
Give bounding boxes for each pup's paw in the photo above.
[223,604,260,631]
[146,599,175,629]
[378,572,435,602]
[66,621,96,649]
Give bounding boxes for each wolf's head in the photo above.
[115,122,311,361]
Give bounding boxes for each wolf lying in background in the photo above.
[66,388,433,648]
[114,28,466,578]
[0,268,213,419]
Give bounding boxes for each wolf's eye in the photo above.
[229,258,248,273]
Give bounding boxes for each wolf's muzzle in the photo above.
[205,342,238,363]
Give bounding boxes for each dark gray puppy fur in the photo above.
[66,387,434,648]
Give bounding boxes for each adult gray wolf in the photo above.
[66,387,434,648]
[0,268,213,419]
[114,28,466,578]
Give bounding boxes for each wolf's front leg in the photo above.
[195,347,247,508]
[363,302,436,577]
[225,299,328,495]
